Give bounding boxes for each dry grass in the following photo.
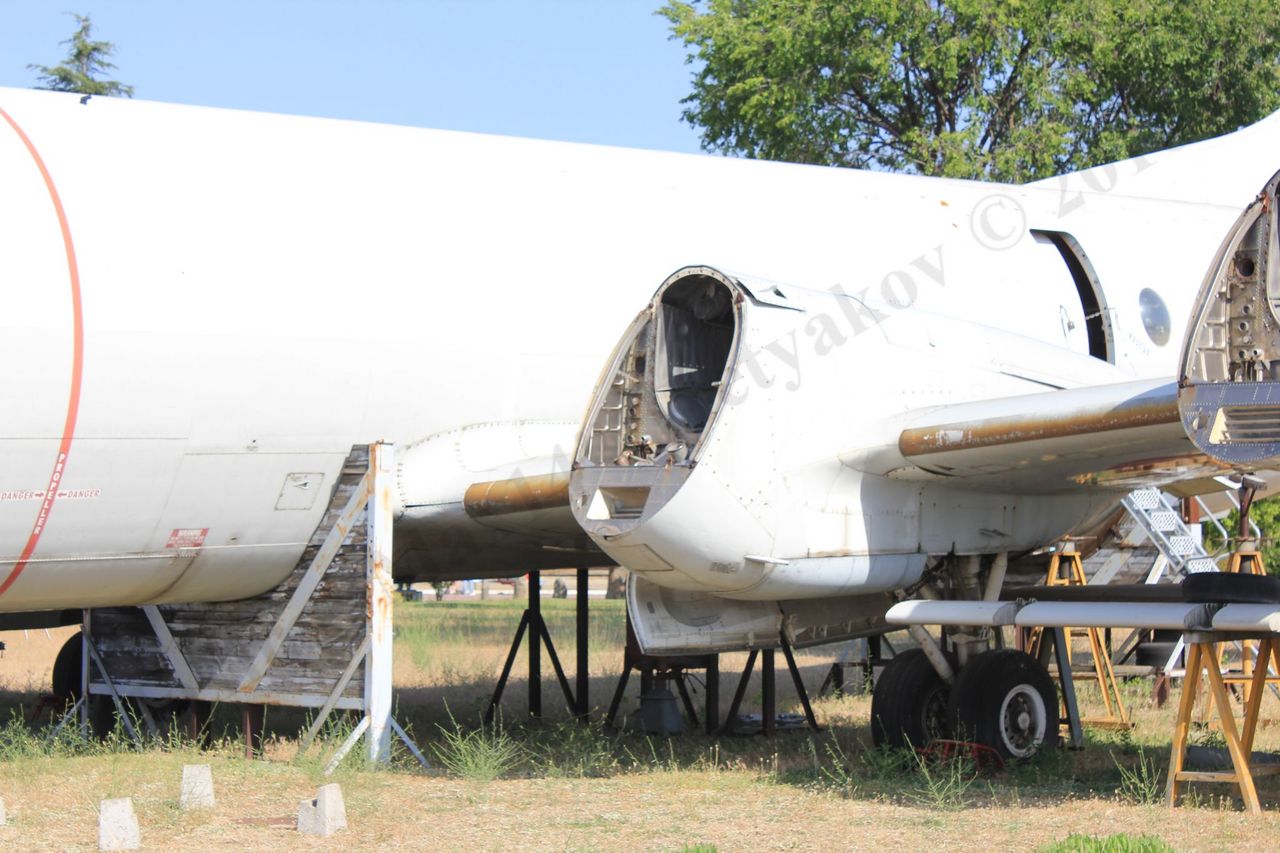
[0,608,1278,850]
[0,625,77,692]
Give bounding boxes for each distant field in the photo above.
[0,601,1278,850]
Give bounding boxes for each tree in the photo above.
[29,13,134,98]
[661,0,1280,181]
[1203,496,1280,576]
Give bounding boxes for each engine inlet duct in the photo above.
[1180,168,1280,470]
[569,266,742,544]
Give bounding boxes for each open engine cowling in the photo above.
[1180,169,1280,470]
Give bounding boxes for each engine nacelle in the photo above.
[568,266,1110,602]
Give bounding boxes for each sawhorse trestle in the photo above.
[1168,633,1280,813]
[1027,545,1132,730]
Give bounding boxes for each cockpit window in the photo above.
[656,277,734,431]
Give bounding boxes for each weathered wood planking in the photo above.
[90,446,373,707]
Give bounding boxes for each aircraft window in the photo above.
[1139,288,1171,346]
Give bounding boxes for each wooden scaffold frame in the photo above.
[1028,542,1132,731]
[64,443,424,772]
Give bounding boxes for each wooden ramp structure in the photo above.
[74,443,422,769]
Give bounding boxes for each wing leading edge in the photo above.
[888,378,1226,494]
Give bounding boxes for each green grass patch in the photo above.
[394,597,627,683]
[1040,834,1175,853]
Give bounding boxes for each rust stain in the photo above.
[899,395,1179,457]
[367,444,395,635]
[1070,453,1227,486]
[463,472,571,518]
[805,549,859,559]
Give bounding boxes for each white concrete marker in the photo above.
[98,797,140,851]
[0,794,7,825]
[296,783,347,837]
[180,764,215,810]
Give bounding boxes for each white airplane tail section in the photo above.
[1034,109,1280,210]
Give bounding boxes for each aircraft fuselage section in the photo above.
[0,86,1267,610]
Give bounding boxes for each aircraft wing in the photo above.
[883,377,1225,494]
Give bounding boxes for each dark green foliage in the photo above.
[29,13,134,98]
[1202,494,1280,573]
[661,0,1280,180]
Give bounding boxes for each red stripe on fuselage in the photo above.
[0,105,85,597]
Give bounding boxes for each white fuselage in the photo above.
[0,87,1272,612]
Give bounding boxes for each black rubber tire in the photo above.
[870,648,956,750]
[948,649,1059,762]
[1134,641,1179,668]
[51,632,83,700]
[1182,571,1280,604]
[54,631,187,738]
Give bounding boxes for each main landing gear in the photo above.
[872,551,1059,761]
[871,644,1059,762]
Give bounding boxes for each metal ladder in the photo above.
[1120,487,1217,581]
[1119,486,1270,681]
[1119,488,1215,675]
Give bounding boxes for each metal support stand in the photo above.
[485,571,577,723]
[762,649,776,738]
[187,701,212,747]
[780,637,821,730]
[576,568,589,719]
[48,696,84,744]
[528,571,542,716]
[243,704,264,759]
[1034,627,1085,749]
[720,633,821,736]
[820,636,887,698]
[604,613,719,734]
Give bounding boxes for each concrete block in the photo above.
[180,764,215,810]
[98,797,139,851]
[0,794,7,825]
[296,783,347,837]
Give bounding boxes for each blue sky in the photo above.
[0,1,705,153]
